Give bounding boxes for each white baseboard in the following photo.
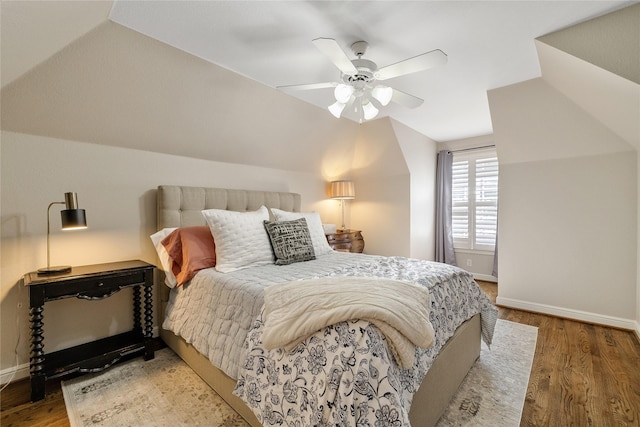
[473,273,497,283]
[496,296,638,331]
[0,363,30,386]
[1,326,160,387]
[635,321,640,343]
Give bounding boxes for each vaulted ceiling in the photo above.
[2,1,637,174]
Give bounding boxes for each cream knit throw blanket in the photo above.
[261,277,435,368]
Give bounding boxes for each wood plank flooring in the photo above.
[478,281,640,426]
[1,281,639,426]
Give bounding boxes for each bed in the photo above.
[154,185,497,426]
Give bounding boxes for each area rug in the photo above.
[62,348,247,427]
[63,319,537,427]
[437,319,538,426]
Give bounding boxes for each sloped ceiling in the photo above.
[1,1,637,172]
[538,3,640,85]
[536,3,640,149]
[1,21,358,173]
[0,1,114,88]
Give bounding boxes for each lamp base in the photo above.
[37,265,72,275]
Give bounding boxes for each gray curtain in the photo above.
[435,150,456,265]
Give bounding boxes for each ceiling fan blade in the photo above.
[390,88,424,109]
[277,82,337,91]
[376,49,447,81]
[312,38,358,76]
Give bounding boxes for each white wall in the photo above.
[0,131,331,380]
[489,78,637,329]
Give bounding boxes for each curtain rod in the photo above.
[450,144,495,153]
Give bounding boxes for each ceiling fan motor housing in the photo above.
[343,58,377,88]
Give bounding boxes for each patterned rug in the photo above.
[62,319,537,427]
[437,319,538,426]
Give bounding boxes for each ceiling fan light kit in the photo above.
[371,85,393,106]
[328,101,347,118]
[278,38,447,122]
[362,100,379,120]
[334,84,354,103]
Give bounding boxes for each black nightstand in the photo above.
[23,260,155,401]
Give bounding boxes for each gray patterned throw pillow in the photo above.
[264,218,316,265]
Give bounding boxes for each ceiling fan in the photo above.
[278,38,447,122]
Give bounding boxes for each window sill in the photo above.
[454,248,495,256]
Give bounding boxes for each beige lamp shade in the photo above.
[329,181,355,200]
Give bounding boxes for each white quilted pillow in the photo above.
[271,208,333,256]
[202,206,274,273]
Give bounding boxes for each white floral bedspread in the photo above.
[233,256,498,426]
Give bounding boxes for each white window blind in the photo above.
[452,150,498,251]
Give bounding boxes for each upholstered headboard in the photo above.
[156,185,302,230]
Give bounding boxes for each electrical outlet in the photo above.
[466,259,472,267]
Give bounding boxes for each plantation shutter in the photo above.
[475,157,498,249]
[452,160,469,249]
[451,151,498,251]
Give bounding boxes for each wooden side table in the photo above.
[326,229,365,253]
[23,260,155,401]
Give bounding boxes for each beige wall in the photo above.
[393,120,438,261]
[0,131,333,381]
[489,78,637,329]
[349,118,438,259]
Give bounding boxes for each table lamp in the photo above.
[329,180,355,230]
[38,192,87,274]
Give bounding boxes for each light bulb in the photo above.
[328,101,346,118]
[334,84,354,103]
[362,100,379,120]
[371,85,393,106]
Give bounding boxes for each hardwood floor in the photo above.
[477,281,640,426]
[2,281,639,426]
[0,377,68,427]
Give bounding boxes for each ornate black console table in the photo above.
[24,260,155,401]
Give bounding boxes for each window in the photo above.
[452,149,498,251]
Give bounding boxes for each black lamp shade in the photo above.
[61,209,87,229]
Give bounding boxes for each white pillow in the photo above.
[271,209,333,256]
[150,228,178,288]
[202,206,274,273]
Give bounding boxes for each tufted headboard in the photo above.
[156,185,301,230]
